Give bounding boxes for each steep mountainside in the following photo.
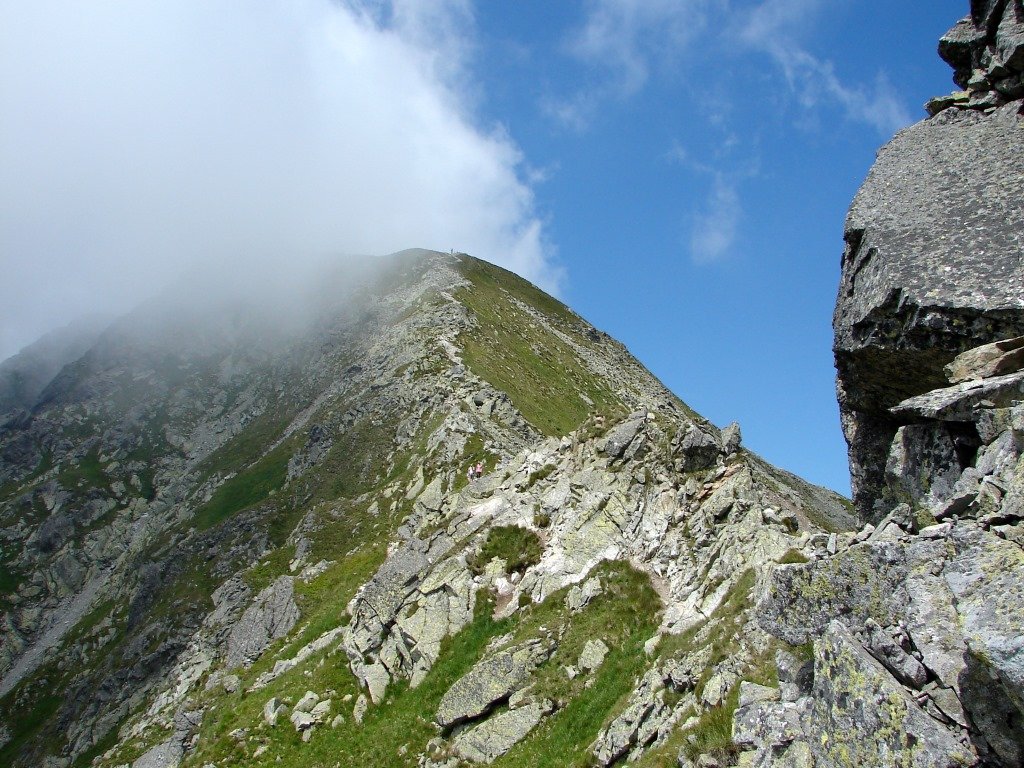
[3,6,1022,767]
[731,4,1024,767]
[0,249,853,768]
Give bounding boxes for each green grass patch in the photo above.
[0,691,62,768]
[0,561,21,598]
[455,257,622,436]
[490,561,661,767]
[193,446,289,531]
[469,526,542,576]
[316,415,402,502]
[778,548,809,565]
[680,684,741,763]
[57,446,107,492]
[244,546,296,593]
[196,408,294,482]
[526,463,556,488]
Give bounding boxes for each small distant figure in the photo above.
[475,461,484,478]
[467,465,475,483]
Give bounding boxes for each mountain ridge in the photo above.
[0,249,852,767]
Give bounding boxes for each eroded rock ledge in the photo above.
[834,1,1024,519]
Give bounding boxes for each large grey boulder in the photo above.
[435,639,552,729]
[756,541,908,645]
[451,702,547,763]
[834,91,1024,521]
[810,621,976,767]
[224,576,299,669]
[601,410,647,459]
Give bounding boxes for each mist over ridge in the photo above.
[1,1,556,361]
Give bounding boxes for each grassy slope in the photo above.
[455,257,623,437]
[1,251,849,767]
[180,560,660,768]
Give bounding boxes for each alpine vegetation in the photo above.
[1,3,1023,768]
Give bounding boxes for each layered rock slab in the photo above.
[811,621,976,768]
[834,100,1024,520]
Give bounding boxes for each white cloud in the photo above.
[738,0,912,135]
[689,176,740,264]
[556,0,911,136]
[546,0,714,128]
[0,0,557,360]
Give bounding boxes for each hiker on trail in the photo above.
[475,461,484,478]
[467,465,475,483]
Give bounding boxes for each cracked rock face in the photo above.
[224,576,299,669]
[834,52,1024,521]
[811,621,976,768]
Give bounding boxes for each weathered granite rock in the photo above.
[810,621,976,767]
[578,638,609,673]
[564,576,602,613]
[342,532,461,701]
[601,410,647,459]
[289,709,315,732]
[863,618,928,689]
[224,576,299,669]
[890,371,1024,423]
[592,669,679,766]
[756,541,908,645]
[676,424,721,472]
[131,709,203,768]
[943,525,1024,765]
[732,683,808,768]
[884,423,964,513]
[451,702,547,763]
[435,639,552,729]
[938,2,1024,93]
[945,336,1024,383]
[263,697,284,727]
[834,88,1024,521]
[293,690,319,713]
[720,422,742,456]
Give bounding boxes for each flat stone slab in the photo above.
[452,702,547,763]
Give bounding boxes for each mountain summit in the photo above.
[3,3,1024,765]
[0,250,852,767]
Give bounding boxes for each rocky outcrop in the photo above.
[224,576,298,669]
[834,2,1024,520]
[435,638,553,729]
[130,709,202,768]
[751,365,1024,764]
[930,0,1024,114]
[812,621,976,768]
[740,11,1024,761]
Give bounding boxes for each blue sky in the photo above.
[467,0,965,494]
[1,0,967,494]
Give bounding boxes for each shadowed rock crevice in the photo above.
[960,649,1024,767]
